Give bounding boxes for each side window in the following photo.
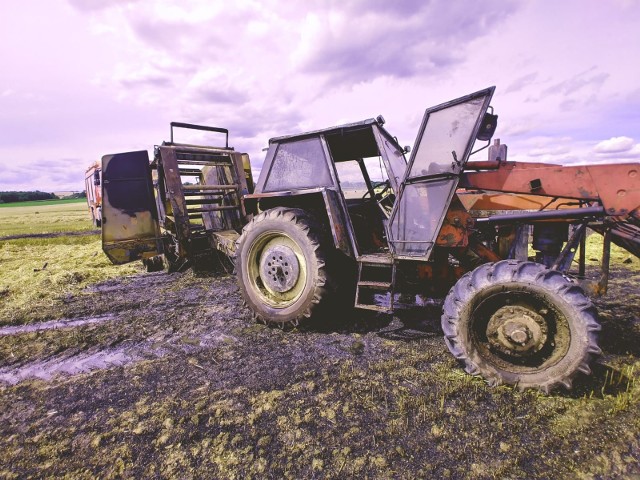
[381,138,407,189]
[264,138,333,192]
[335,157,389,200]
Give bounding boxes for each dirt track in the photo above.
[0,266,639,478]
[0,230,101,241]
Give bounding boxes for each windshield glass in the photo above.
[409,96,486,177]
[335,157,388,199]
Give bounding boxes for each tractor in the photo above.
[100,87,640,392]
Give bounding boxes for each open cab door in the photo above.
[101,150,162,264]
[388,87,495,259]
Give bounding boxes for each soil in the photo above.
[0,265,639,479]
[0,230,101,241]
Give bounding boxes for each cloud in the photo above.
[505,73,538,94]
[593,136,640,159]
[3,0,640,193]
[294,1,519,84]
[67,0,140,12]
[0,157,86,192]
[542,68,609,97]
[594,136,634,153]
[527,145,571,157]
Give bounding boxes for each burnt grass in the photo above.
[1,265,639,479]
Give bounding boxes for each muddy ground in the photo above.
[0,264,639,479]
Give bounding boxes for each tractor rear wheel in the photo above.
[441,260,601,392]
[235,207,333,328]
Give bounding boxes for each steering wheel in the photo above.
[362,179,391,202]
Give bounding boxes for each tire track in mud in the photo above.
[0,315,117,336]
[0,269,397,387]
[0,230,100,241]
[0,272,245,386]
[0,322,239,386]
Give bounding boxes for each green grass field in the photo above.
[0,200,95,237]
[0,198,86,208]
[0,202,140,324]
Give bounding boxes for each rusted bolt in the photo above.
[509,329,529,344]
[504,322,530,345]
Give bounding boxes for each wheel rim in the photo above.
[246,231,307,308]
[470,287,571,374]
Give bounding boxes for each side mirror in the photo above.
[476,112,498,141]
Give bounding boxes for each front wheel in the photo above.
[235,207,333,328]
[441,260,601,392]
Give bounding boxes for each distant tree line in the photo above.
[0,191,58,203]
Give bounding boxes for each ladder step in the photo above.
[176,160,233,167]
[183,191,237,197]
[188,205,240,214]
[354,303,392,313]
[357,253,393,264]
[178,168,203,176]
[176,153,231,161]
[185,198,223,205]
[357,281,392,289]
[183,184,239,191]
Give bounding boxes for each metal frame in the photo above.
[170,122,230,149]
[387,86,495,260]
[250,120,409,260]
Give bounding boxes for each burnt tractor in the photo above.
[100,87,640,392]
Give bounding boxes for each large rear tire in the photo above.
[235,207,332,328]
[441,260,601,392]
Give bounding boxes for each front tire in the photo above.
[441,260,601,392]
[235,208,332,327]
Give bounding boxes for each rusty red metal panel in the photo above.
[435,195,471,247]
[586,164,640,215]
[461,162,640,215]
[457,192,571,211]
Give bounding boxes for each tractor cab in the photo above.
[249,87,495,263]
[243,87,496,314]
[248,119,408,258]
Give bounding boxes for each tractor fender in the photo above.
[242,188,355,258]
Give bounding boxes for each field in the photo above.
[0,198,86,209]
[0,202,639,478]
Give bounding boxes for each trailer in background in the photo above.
[84,162,102,227]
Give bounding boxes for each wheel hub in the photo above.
[259,244,300,293]
[486,305,548,357]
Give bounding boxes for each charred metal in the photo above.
[97,87,640,393]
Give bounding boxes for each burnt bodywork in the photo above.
[101,123,253,267]
[101,90,640,298]
[99,87,640,392]
[245,118,408,259]
[101,151,160,264]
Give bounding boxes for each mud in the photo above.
[0,230,100,241]
[0,266,639,479]
[0,315,117,337]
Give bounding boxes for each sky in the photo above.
[1,0,640,192]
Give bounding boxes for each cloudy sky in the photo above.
[1,0,639,192]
